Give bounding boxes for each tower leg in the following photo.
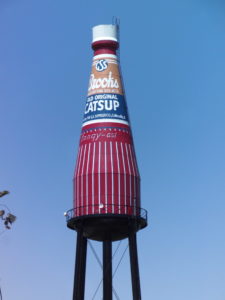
[103,240,112,300]
[73,228,87,300]
[129,233,142,300]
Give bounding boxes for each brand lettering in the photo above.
[95,59,108,72]
[88,72,119,91]
[85,100,119,114]
[87,94,118,102]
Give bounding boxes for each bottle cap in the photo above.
[92,24,118,43]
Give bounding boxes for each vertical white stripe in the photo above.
[131,145,140,210]
[92,142,96,214]
[125,143,132,208]
[129,144,136,216]
[105,141,107,213]
[116,142,121,213]
[74,146,81,211]
[110,141,114,213]
[131,145,139,177]
[74,146,81,176]
[86,143,91,215]
[121,143,127,214]
[81,144,87,215]
[77,146,83,215]
[98,142,101,213]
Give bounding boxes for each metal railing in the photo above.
[65,204,147,223]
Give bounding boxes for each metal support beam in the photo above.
[129,233,141,300]
[73,228,87,300]
[103,240,112,300]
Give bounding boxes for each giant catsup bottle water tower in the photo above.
[66,23,148,300]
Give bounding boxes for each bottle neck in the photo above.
[92,40,119,56]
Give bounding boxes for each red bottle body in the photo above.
[73,37,140,218]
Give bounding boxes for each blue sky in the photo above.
[1,0,225,299]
